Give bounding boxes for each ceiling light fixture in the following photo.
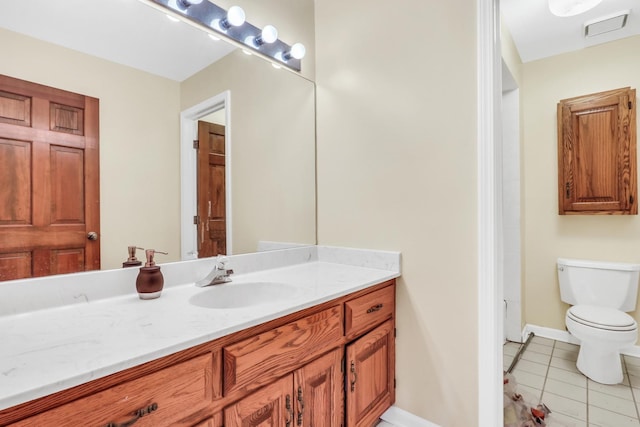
[548,0,602,17]
[145,0,305,71]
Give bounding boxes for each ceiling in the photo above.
[501,0,640,63]
[0,0,237,82]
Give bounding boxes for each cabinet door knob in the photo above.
[87,231,98,241]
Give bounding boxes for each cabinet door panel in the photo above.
[294,348,343,427]
[346,320,394,427]
[224,375,292,427]
[558,87,637,214]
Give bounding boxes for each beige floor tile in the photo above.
[589,389,639,418]
[513,369,546,390]
[544,378,587,403]
[518,384,542,403]
[555,341,580,352]
[547,411,586,427]
[625,355,640,368]
[553,347,579,362]
[531,335,555,347]
[588,379,634,401]
[513,359,549,377]
[628,374,640,389]
[542,391,587,421]
[522,349,552,365]
[588,405,640,427]
[528,342,554,355]
[547,366,587,388]
[551,356,580,373]
[504,342,522,357]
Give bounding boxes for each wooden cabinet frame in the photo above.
[0,280,396,427]
[557,87,637,215]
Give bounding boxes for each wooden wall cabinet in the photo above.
[557,87,637,215]
[224,349,343,427]
[1,280,396,427]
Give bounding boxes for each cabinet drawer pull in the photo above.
[366,303,383,313]
[350,361,357,392]
[285,394,293,427]
[297,386,304,426]
[104,402,158,427]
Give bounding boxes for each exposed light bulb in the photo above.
[177,0,204,8]
[283,43,306,60]
[257,25,278,45]
[220,5,245,29]
[548,0,602,17]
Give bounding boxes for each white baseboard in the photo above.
[521,323,640,358]
[381,406,441,427]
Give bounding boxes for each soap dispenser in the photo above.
[136,249,168,300]
[122,246,144,268]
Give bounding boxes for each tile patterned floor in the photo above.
[504,336,640,426]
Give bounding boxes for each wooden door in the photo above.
[294,348,343,427]
[557,87,637,214]
[0,74,99,281]
[197,121,226,257]
[224,375,292,427]
[345,320,395,427]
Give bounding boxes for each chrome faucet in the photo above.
[196,255,234,287]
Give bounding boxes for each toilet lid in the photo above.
[568,305,637,331]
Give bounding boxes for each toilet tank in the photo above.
[557,258,640,311]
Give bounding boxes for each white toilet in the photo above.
[558,258,640,384]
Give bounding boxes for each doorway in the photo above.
[180,91,232,260]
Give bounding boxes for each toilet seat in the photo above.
[568,305,637,332]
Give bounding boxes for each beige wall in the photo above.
[522,36,640,331]
[180,51,316,254]
[315,1,479,425]
[0,28,182,270]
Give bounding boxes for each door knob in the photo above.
[87,231,98,241]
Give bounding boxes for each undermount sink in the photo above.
[189,281,300,309]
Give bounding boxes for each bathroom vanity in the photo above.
[0,246,399,427]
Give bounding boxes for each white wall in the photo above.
[315,1,479,424]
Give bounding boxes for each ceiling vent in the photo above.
[584,10,630,37]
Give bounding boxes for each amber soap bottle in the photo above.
[136,249,167,300]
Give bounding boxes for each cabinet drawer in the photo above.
[223,305,342,395]
[345,285,394,339]
[11,354,213,427]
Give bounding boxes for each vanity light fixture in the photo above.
[142,0,305,71]
[548,0,602,17]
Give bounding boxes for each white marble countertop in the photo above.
[0,246,400,411]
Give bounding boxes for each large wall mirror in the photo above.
[0,0,316,274]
